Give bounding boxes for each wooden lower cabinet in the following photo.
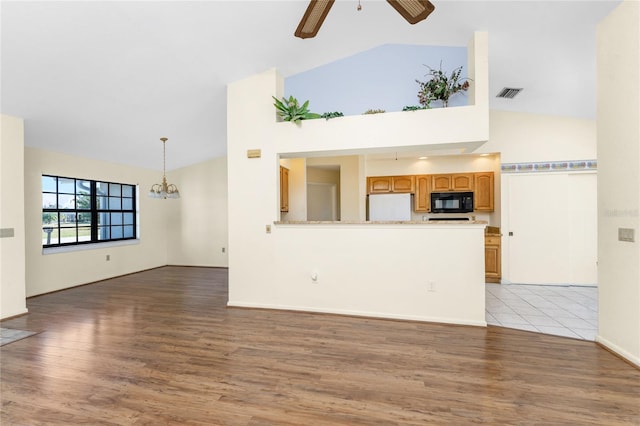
[484,234,501,283]
[280,166,289,212]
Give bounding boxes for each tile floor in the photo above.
[485,283,598,341]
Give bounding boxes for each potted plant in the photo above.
[272,95,321,123]
[415,63,470,108]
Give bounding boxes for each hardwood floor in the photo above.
[1,266,639,425]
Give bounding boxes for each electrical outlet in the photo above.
[427,281,436,292]
[266,225,271,234]
[106,254,110,261]
[222,247,226,253]
[618,228,635,242]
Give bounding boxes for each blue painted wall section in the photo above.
[285,44,468,116]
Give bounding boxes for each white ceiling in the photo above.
[0,0,621,171]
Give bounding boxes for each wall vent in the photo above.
[496,87,523,99]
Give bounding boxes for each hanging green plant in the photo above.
[415,63,470,108]
[272,96,321,123]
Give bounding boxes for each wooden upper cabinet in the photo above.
[367,176,415,194]
[474,172,494,211]
[414,175,431,212]
[431,175,451,192]
[367,176,392,194]
[451,173,474,191]
[391,175,415,193]
[431,173,474,191]
[280,166,289,212]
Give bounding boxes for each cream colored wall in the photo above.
[166,156,228,267]
[227,32,489,324]
[24,147,169,297]
[596,0,640,366]
[1,115,27,319]
[480,110,597,163]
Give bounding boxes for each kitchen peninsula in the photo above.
[266,219,487,326]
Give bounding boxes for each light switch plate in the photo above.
[618,228,635,242]
[0,228,15,238]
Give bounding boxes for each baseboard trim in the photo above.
[0,308,29,322]
[596,335,640,369]
[226,301,487,328]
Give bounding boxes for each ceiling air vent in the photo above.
[496,87,523,99]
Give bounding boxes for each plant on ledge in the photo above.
[363,109,386,115]
[272,95,321,123]
[320,111,344,120]
[415,63,470,108]
[402,105,427,112]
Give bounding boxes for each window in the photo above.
[42,175,137,247]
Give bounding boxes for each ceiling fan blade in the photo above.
[386,0,435,25]
[295,0,335,39]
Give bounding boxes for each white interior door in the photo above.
[508,174,572,284]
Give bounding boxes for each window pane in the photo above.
[111,213,122,225]
[59,178,75,194]
[123,213,133,225]
[78,227,91,242]
[111,226,123,239]
[60,212,77,226]
[96,182,109,197]
[60,227,77,244]
[58,194,75,209]
[42,212,58,226]
[78,212,92,225]
[76,194,91,210]
[42,193,57,209]
[96,195,108,210]
[98,212,110,226]
[122,198,133,210]
[76,180,91,195]
[42,176,57,192]
[108,197,121,210]
[109,183,121,197]
[122,185,133,197]
[98,227,110,240]
[123,225,134,238]
[42,227,58,245]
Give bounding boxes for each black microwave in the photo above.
[431,191,474,213]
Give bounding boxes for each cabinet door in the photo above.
[367,176,392,194]
[391,175,415,193]
[432,175,452,192]
[485,243,501,282]
[414,175,430,212]
[451,173,474,191]
[280,166,289,212]
[474,172,494,211]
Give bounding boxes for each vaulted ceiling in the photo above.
[1,1,621,171]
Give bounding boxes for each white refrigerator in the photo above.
[368,193,412,221]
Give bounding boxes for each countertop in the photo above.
[274,220,489,225]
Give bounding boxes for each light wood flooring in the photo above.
[1,266,639,425]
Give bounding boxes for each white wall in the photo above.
[227,32,489,325]
[1,114,27,319]
[596,0,640,366]
[167,156,228,267]
[24,147,169,297]
[480,110,596,163]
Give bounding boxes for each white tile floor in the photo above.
[485,283,598,340]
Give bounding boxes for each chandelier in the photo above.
[148,137,180,199]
